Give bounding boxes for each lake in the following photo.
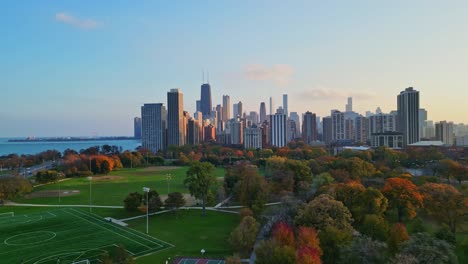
[0,138,141,156]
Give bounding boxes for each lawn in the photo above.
[14,166,225,206]
[0,206,239,264]
[127,209,239,264]
[0,207,172,263]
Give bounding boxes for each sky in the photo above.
[1,1,468,137]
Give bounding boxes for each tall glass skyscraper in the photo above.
[397,87,420,146]
[200,83,212,118]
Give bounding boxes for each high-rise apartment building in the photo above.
[331,110,346,141]
[269,97,273,115]
[187,118,201,145]
[134,117,142,139]
[141,103,166,153]
[369,113,397,135]
[222,95,230,121]
[200,83,212,118]
[237,101,243,118]
[435,121,454,145]
[346,97,353,112]
[204,124,216,142]
[397,87,420,146]
[322,116,333,145]
[289,112,300,138]
[419,108,427,138]
[302,111,318,144]
[354,116,369,144]
[167,89,185,146]
[230,119,244,144]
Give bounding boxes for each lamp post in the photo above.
[88,176,93,213]
[166,174,172,194]
[143,187,150,234]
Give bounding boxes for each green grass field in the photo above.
[0,207,172,264]
[14,166,225,206]
[128,209,238,264]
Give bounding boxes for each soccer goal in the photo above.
[0,212,14,218]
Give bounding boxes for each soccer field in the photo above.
[0,208,172,263]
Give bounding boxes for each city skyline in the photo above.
[2,1,468,137]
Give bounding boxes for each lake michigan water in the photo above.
[0,138,141,156]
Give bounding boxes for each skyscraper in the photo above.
[141,104,166,153]
[134,117,142,139]
[302,111,318,144]
[216,104,223,122]
[244,125,262,149]
[259,102,267,123]
[346,97,353,112]
[397,87,420,146]
[233,103,239,118]
[167,88,185,146]
[200,83,212,118]
[269,97,273,115]
[354,116,369,144]
[283,94,288,118]
[270,110,287,147]
[289,112,300,138]
[322,116,333,144]
[222,95,230,121]
[237,101,243,118]
[331,110,346,141]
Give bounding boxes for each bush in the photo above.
[123,192,142,212]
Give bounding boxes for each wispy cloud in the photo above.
[55,12,101,30]
[296,87,375,101]
[243,64,294,86]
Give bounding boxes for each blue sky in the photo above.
[1,1,468,137]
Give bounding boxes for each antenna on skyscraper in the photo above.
[202,69,205,83]
[207,71,210,84]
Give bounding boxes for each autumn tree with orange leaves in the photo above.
[272,222,295,247]
[297,226,322,264]
[381,178,423,222]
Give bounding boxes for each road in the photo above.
[0,161,56,178]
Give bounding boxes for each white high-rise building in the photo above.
[244,125,262,149]
[270,110,287,147]
[331,110,346,141]
[346,97,353,112]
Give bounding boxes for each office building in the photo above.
[230,119,244,144]
[204,124,216,142]
[187,118,201,145]
[397,87,420,146]
[222,95,230,121]
[419,108,427,138]
[259,102,267,123]
[371,132,403,149]
[269,97,273,115]
[289,112,300,138]
[369,113,397,135]
[302,111,318,144]
[134,117,142,139]
[141,103,166,153]
[346,97,352,112]
[200,83,212,118]
[322,116,333,145]
[167,89,185,146]
[283,94,288,118]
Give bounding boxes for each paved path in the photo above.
[3,201,123,208]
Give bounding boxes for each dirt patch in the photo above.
[25,190,80,198]
[92,176,124,181]
[159,194,197,206]
[141,166,181,172]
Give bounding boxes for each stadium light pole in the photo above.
[143,187,150,234]
[88,176,93,213]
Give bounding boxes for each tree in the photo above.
[255,239,297,264]
[400,233,457,264]
[123,192,142,212]
[235,168,269,217]
[0,177,33,200]
[185,161,216,216]
[339,235,388,264]
[358,214,389,241]
[164,192,186,211]
[310,172,334,194]
[294,194,353,234]
[381,178,423,222]
[228,216,259,256]
[225,256,242,264]
[318,226,352,264]
[435,225,456,245]
[387,223,410,254]
[296,226,322,264]
[101,160,111,175]
[272,222,295,247]
[35,170,63,184]
[419,182,467,233]
[144,190,163,213]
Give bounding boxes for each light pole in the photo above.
[166,174,172,194]
[88,176,93,213]
[143,187,150,234]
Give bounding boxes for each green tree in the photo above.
[294,194,353,234]
[101,160,111,175]
[235,168,269,217]
[400,233,457,264]
[319,226,352,264]
[113,244,135,264]
[185,161,216,216]
[144,190,163,213]
[123,192,142,212]
[164,192,186,211]
[255,239,297,264]
[339,235,388,264]
[358,214,389,241]
[229,216,259,257]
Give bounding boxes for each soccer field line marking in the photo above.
[47,211,57,217]
[0,212,14,218]
[69,208,173,248]
[62,209,153,251]
[3,231,57,246]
